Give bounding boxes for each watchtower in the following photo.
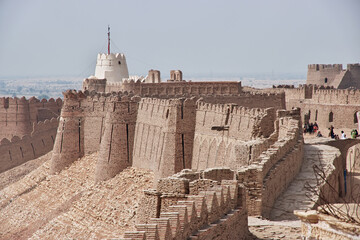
[94,26,129,83]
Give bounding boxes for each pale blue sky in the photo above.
[0,0,359,79]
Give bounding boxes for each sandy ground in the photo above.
[0,152,52,191]
[0,152,154,240]
[248,217,301,240]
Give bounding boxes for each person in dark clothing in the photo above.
[329,125,335,139]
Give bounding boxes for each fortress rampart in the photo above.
[50,88,286,182]
[237,108,303,217]
[83,76,243,97]
[132,97,197,180]
[201,91,286,110]
[279,85,360,129]
[130,168,248,239]
[306,63,360,89]
[0,96,62,140]
[95,95,140,181]
[192,102,277,172]
[0,117,59,173]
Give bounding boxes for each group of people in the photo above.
[304,123,359,140]
[303,122,319,134]
[328,126,358,139]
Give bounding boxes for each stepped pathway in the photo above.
[270,143,340,220]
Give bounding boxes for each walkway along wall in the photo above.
[237,108,304,217]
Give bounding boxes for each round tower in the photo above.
[50,90,86,174]
[94,53,129,83]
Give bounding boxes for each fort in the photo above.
[0,52,359,239]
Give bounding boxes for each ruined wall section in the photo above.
[0,118,59,173]
[133,169,249,239]
[82,78,106,93]
[132,97,197,179]
[192,101,277,172]
[237,108,303,217]
[0,97,62,140]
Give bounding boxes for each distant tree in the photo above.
[38,94,50,100]
[16,86,23,93]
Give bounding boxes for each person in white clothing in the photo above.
[340,131,346,139]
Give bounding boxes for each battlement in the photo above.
[196,100,267,117]
[63,89,87,100]
[122,79,141,84]
[308,64,343,71]
[97,53,126,61]
[0,117,59,174]
[0,96,62,107]
[32,117,59,134]
[237,108,303,217]
[133,170,248,239]
[347,63,360,70]
[140,97,182,108]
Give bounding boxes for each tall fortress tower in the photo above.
[93,26,129,83]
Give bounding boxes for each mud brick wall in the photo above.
[0,117,59,173]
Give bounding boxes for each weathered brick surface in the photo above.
[0,96,62,140]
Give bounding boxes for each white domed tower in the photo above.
[94,26,129,83]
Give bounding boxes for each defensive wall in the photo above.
[128,168,249,239]
[0,96,62,140]
[237,108,304,217]
[0,117,59,173]
[49,89,307,224]
[51,88,285,182]
[307,63,360,89]
[201,91,285,110]
[132,97,197,181]
[84,76,286,111]
[272,84,360,130]
[50,90,141,175]
[192,102,277,172]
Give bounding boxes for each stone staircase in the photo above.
[120,180,248,240]
[270,144,341,220]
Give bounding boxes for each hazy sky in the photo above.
[0,0,359,79]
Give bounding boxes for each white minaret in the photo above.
[94,26,129,83]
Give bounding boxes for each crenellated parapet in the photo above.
[306,63,360,89]
[131,168,249,239]
[237,107,303,217]
[0,96,62,140]
[312,87,360,104]
[0,117,59,174]
[308,64,343,71]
